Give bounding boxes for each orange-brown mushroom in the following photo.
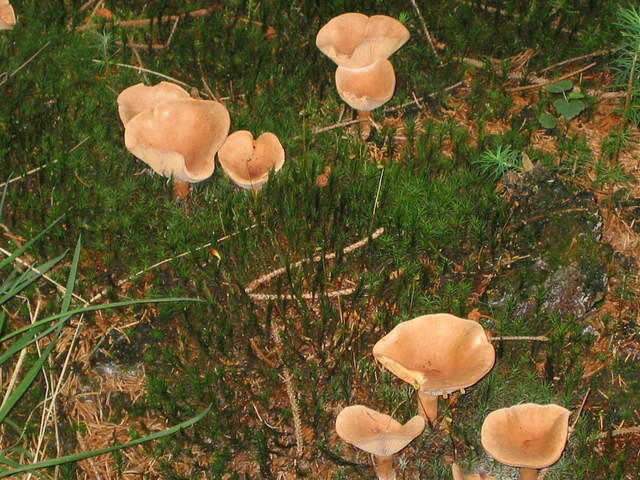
[0,0,15,30]
[117,81,190,126]
[217,130,285,190]
[335,59,396,124]
[481,403,571,480]
[316,12,410,69]
[335,405,425,480]
[124,98,230,183]
[373,313,495,424]
[451,463,496,480]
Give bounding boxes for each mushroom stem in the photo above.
[519,468,540,480]
[373,455,396,480]
[172,178,190,200]
[417,391,439,424]
[356,110,372,140]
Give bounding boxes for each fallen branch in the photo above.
[595,426,640,440]
[490,335,549,342]
[409,0,440,60]
[89,223,260,304]
[538,49,613,73]
[77,4,222,30]
[247,285,360,301]
[508,62,597,92]
[245,227,384,293]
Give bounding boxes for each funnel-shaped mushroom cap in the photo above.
[316,13,410,69]
[217,130,285,189]
[124,99,230,183]
[336,405,425,457]
[335,59,396,112]
[117,81,191,126]
[373,313,495,395]
[481,403,571,469]
[0,0,16,30]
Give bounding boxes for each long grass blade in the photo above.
[0,216,63,270]
[0,406,211,477]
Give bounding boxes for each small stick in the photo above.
[76,4,223,30]
[247,285,360,301]
[409,0,440,60]
[0,41,51,87]
[505,207,589,231]
[93,60,197,93]
[129,38,150,83]
[88,223,259,304]
[0,159,59,189]
[0,247,89,305]
[538,49,612,73]
[595,426,640,440]
[508,62,597,92]
[245,227,384,293]
[490,335,549,342]
[570,388,591,434]
[309,81,465,136]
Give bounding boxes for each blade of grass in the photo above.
[0,406,211,477]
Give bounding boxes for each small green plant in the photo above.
[613,5,640,127]
[538,79,587,128]
[473,145,522,181]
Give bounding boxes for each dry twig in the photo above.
[508,62,597,92]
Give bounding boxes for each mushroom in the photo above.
[124,98,230,185]
[117,81,190,126]
[334,58,396,124]
[316,13,409,138]
[451,463,496,480]
[217,130,285,190]
[481,403,571,480]
[372,313,495,424]
[0,0,15,30]
[335,405,425,480]
[316,12,410,69]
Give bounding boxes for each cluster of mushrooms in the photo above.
[336,313,571,480]
[117,82,285,196]
[315,12,410,137]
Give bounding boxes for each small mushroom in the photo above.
[451,463,496,480]
[117,81,190,126]
[336,405,425,480]
[481,403,571,480]
[217,130,285,190]
[372,313,495,424]
[0,0,15,30]
[316,12,410,69]
[124,98,230,184]
[334,58,396,124]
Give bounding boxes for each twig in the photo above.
[0,41,51,87]
[76,4,223,30]
[538,49,613,73]
[310,81,465,136]
[92,60,198,93]
[505,207,589,231]
[88,223,259,304]
[245,227,384,293]
[490,335,549,342]
[369,168,384,232]
[409,0,440,60]
[570,388,591,433]
[0,159,59,189]
[272,328,303,458]
[508,62,597,92]
[595,426,640,440]
[0,137,89,189]
[247,285,360,301]
[0,247,89,305]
